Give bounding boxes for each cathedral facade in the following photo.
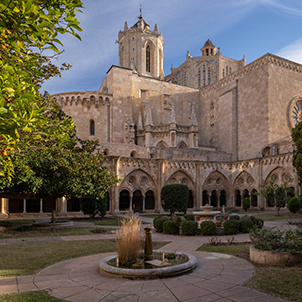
[1,14,301,217]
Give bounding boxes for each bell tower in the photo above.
[117,8,165,78]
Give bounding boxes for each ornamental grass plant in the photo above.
[115,215,143,265]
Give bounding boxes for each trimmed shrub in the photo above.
[15,225,35,232]
[242,197,250,212]
[256,218,264,229]
[163,220,179,234]
[184,214,195,221]
[181,221,198,236]
[229,215,240,220]
[239,218,254,233]
[200,221,216,236]
[223,219,239,235]
[288,197,301,214]
[161,184,189,215]
[153,216,169,232]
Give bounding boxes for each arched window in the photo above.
[119,190,130,211]
[202,190,209,206]
[146,45,151,72]
[226,66,228,76]
[220,190,226,207]
[235,190,241,207]
[251,189,258,207]
[90,120,95,135]
[210,190,218,207]
[130,151,137,158]
[203,65,206,86]
[145,190,155,210]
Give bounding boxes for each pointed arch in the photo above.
[156,140,168,148]
[177,141,188,149]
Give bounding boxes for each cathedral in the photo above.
[1,13,300,217]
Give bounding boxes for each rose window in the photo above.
[291,100,302,127]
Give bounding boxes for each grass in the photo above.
[197,244,302,302]
[0,291,66,302]
[0,239,168,277]
[94,216,149,226]
[0,239,116,276]
[0,227,115,239]
[237,211,302,221]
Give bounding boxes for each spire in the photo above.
[190,104,198,126]
[137,111,143,130]
[124,21,128,31]
[145,106,153,125]
[139,4,142,18]
[154,23,158,33]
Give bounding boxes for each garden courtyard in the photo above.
[0,212,301,302]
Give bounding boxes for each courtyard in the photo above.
[0,213,301,302]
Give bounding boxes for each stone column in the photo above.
[142,193,145,212]
[39,198,43,213]
[23,199,26,213]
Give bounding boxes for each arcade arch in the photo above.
[202,171,230,207]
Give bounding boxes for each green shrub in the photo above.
[80,194,107,219]
[0,220,12,227]
[242,197,250,212]
[239,218,254,233]
[250,227,302,253]
[184,214,195,221]
[161,184,189,215]
[153,216,169,232]
[223,219,239,235]
[288,197,301,214]
[163,220,179,234]
[15,225,35,232]
[181,221,198,235]
[200,221,216,236]
[229,215,240,220]
[256,218,264,229]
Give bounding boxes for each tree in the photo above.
[292,121,302,183]
[242,197,250,212]
[161,184,189,216]
[259,175,292,215]
[0,100,119,210]
[0,0,83,179]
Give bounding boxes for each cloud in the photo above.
[277,38,302,64]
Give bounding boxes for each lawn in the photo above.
[0,226,115,239]
[236,211,302,221]
[0,291,65,302]
[0,239,168,277]
[94,216,149,226]
[197,244,302,302]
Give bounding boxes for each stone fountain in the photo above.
[99,226,196,279]
[193,204,221,227]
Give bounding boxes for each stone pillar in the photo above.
[130,192,133,212]
[144,226,154,261]
[39,198,43,213]
[0,198,8,217]
[196,162,201,209]
[142,193,145,212]
[23,199,26,213]
[57,197,67,216]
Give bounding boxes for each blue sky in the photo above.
[42,0,302,95]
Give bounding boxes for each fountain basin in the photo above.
[99,250,197,279]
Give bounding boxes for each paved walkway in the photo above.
[0,217,296,301]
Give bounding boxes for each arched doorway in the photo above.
[251,189,258,207]
[119,190,130,211]
[235,190,241,207]
[219,190,226,207]
[210,190,218,207]
[202,190,209,206]
[145,190,155,210]
[188,190,194,208]
[133,190,143,213]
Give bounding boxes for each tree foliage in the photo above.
[0,99,119,204]
[242,197,250,212]
[259,175,293,215]
[0,0,83,178]
[161,184,189,216]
